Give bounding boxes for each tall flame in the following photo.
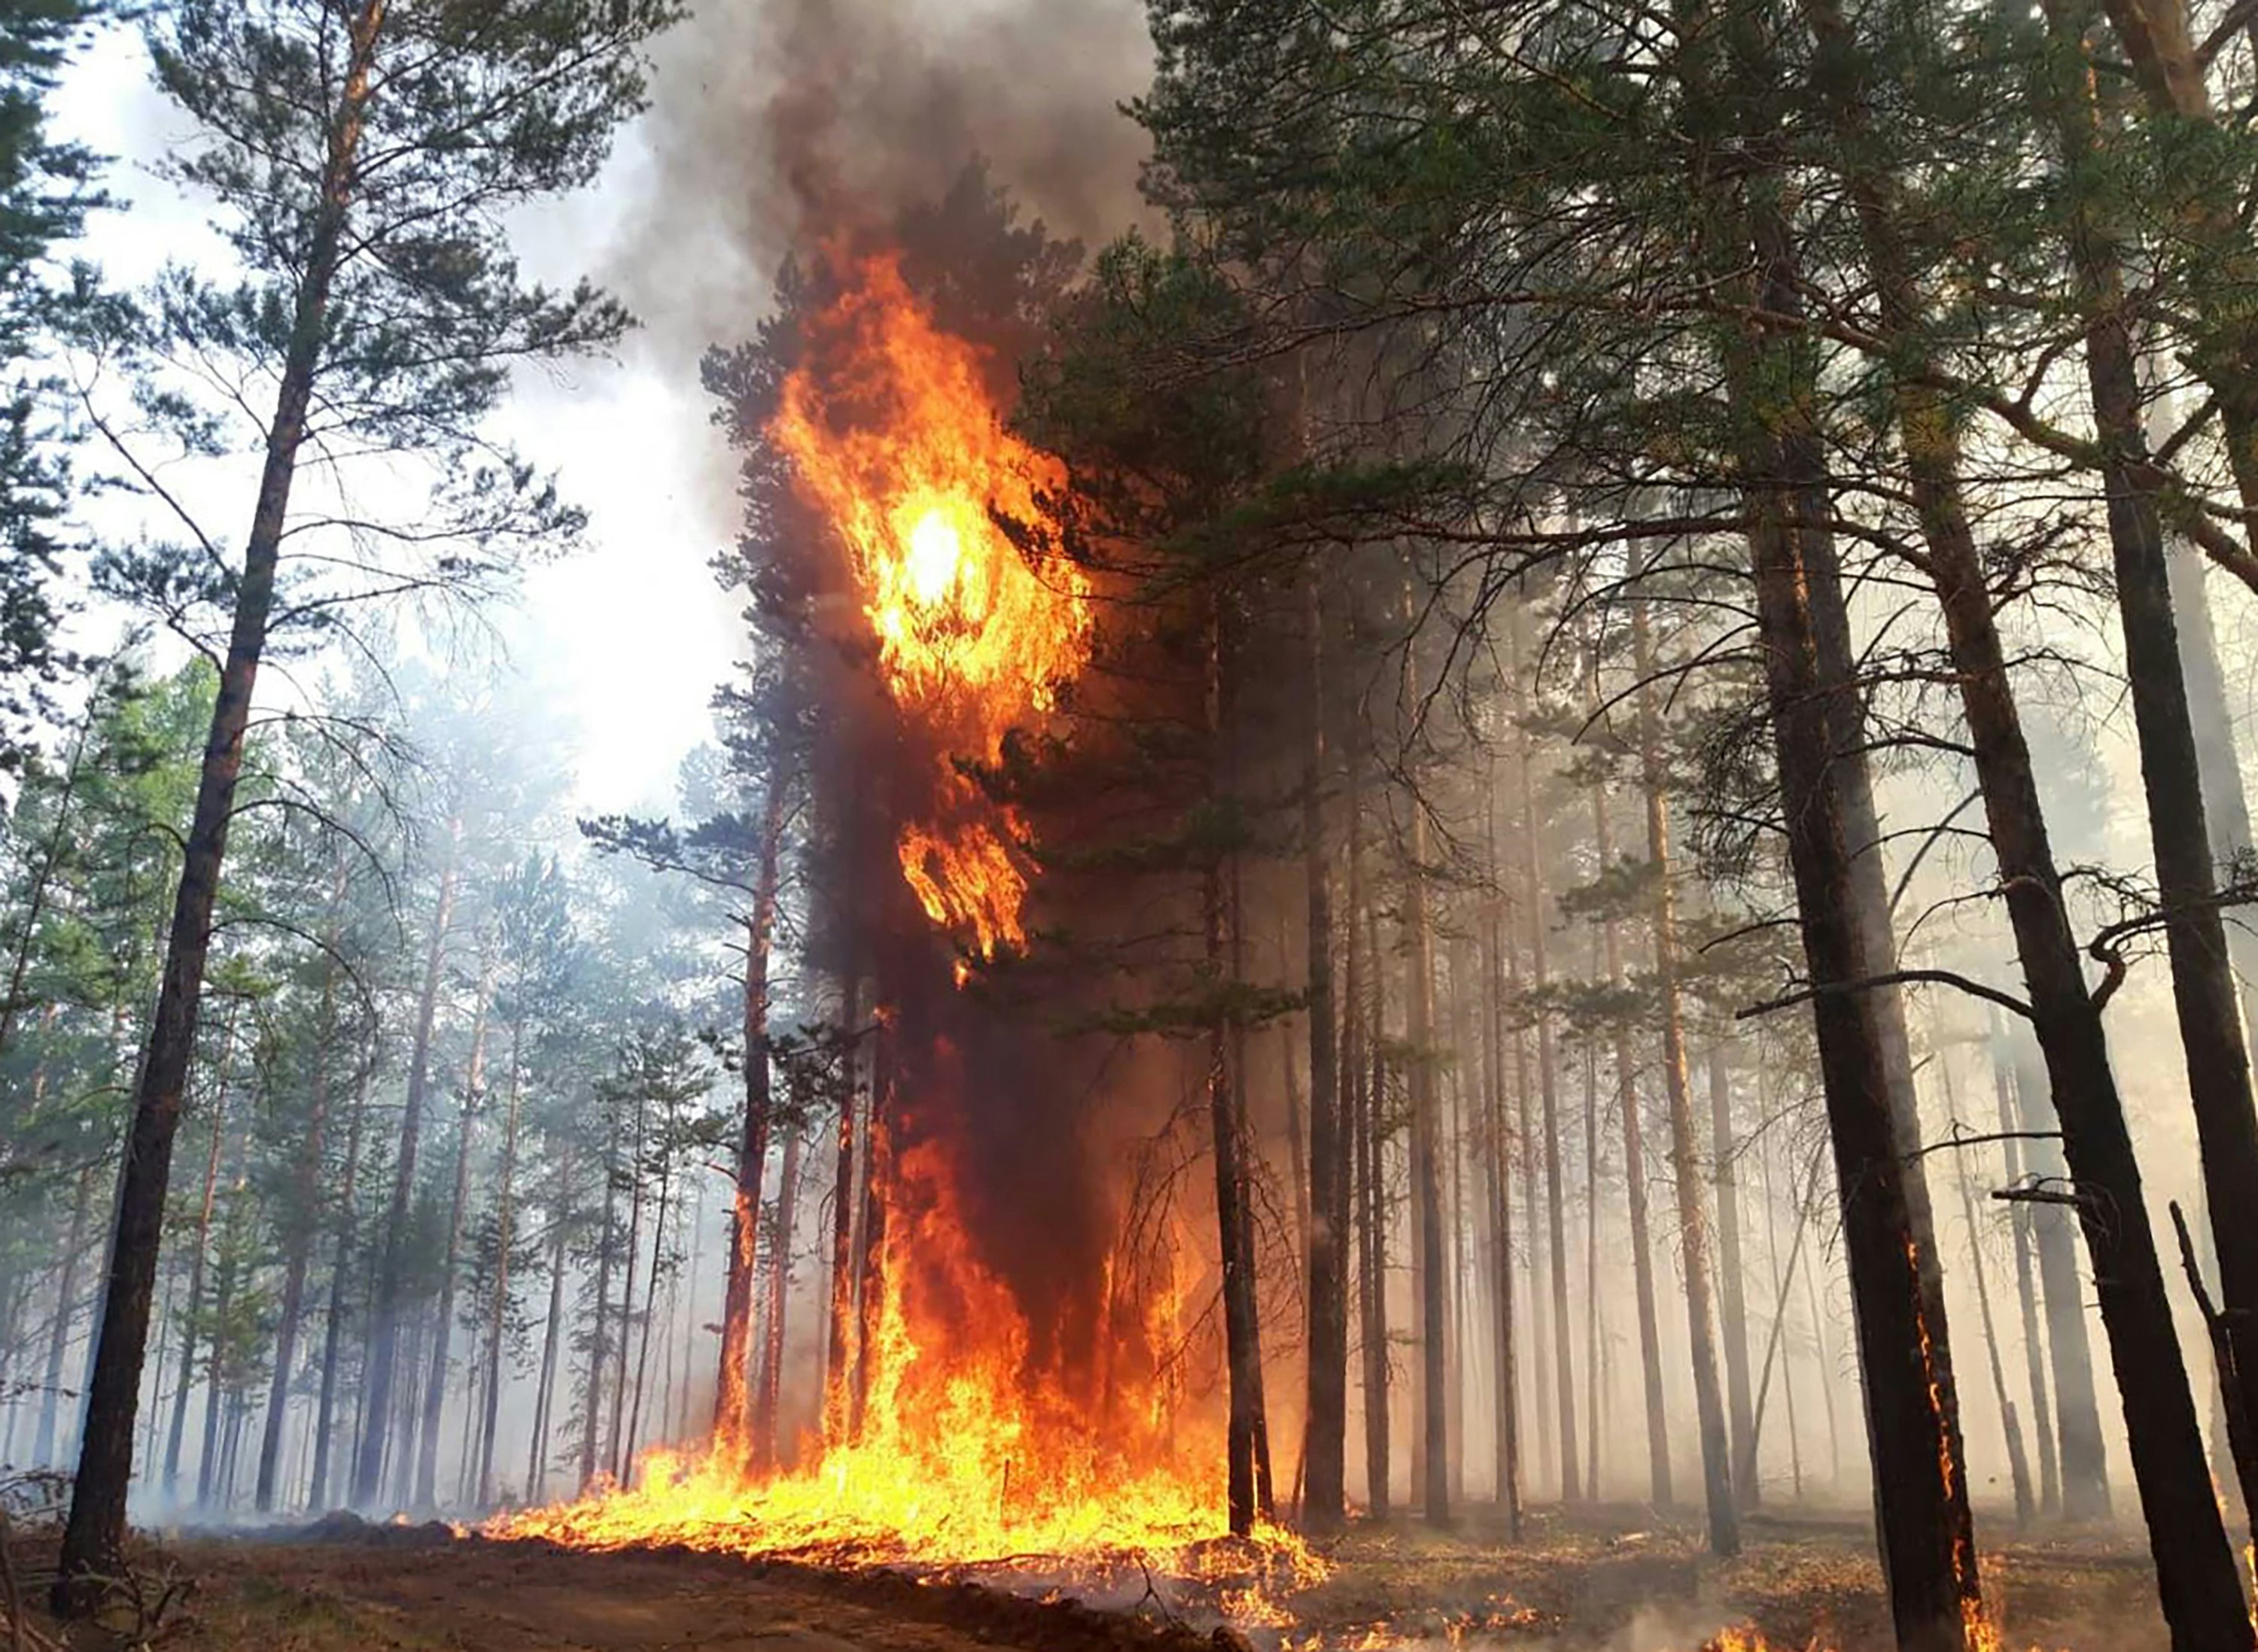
[769,252,1092,960]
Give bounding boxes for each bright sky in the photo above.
[50,17,750,820]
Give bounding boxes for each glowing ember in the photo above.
[769,251,1093,961]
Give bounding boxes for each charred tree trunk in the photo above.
[355,811,463,1507]
[1690,80,1986,1626]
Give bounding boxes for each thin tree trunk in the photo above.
[1401,617,1450,1529]
[32,1164,96,1470]
[1710,1042,1757,1512]
[1596,777,1669,1508]
[716,779,787,1459]
[476,1021,525,1507]
[527,1147,574,1504]
[1347,704,1389,1517]
[256,858,345,1512]
[198,1138,248,1511]
[582,1100,622,1492]
[1480,762,1522,1532]
[355,811,463,1506]
[627,1109,676,1483]
[1992,1036,2059,1516]
[417,969,491,1508]
[1959,1160,2034,1530]
[163,1007,239,1502]
[1515,635,1578,1504]
[753,1126,798,1468]
[309,1057,372,1513]
[2011,1047,2113,1520]
[1208,600,1271,1535]
[1582,1018,1601,1504]
[825,979,861,1444]
[1631,591,1737,1555]
[610,1087,647,1483]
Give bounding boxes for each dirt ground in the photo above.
[5,1505,2182,1651]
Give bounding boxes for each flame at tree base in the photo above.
[490,1132,1320,1595]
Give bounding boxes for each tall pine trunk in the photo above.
[1302,598,1347,1538]
[476,1021,525,1506]
[1208,599,1271,1535]
[1346,700,1389,1517]
[1596,776,1670,1507]
[610,1088,648,1481]
[1631,592,1736,1554]
[418,969,491,1507]
[753,1127,799,1467]
[1992,1036,2059,1514]
[162,1007,239,1501]
[1401,610,1450,1528]
[825,978,861,1442]
[256,856,344,1512]
[309,1057,372,1513]
[355,812,463,1506]
[1686,55,1986,1618]
[716,780,787,1459]
[1515,633,1578,1503]
[2039,0,2258,1528]
[33,1164,96,1470]
[1480,765,1522,1531]
[1709,1042,1757,1510]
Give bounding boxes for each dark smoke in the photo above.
[608,0,1155,368]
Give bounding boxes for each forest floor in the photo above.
[2,1503,2180,1651]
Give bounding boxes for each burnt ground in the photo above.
[2,1504,2183,1651]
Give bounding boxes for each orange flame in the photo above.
[491,1131,1310,1589]
[769,252,1092,960]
